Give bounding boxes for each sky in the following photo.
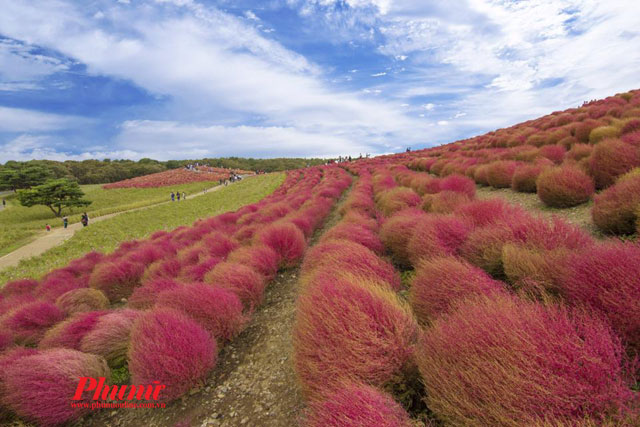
[0,0,639,161]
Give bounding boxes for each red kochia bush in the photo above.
[301,240,401,291]
[559,242,640,351]
[406,215,471,266]
[127,278,180,310]
[511,163,545,193]
[293,277,418,400]
[55,288,109,315]
[80,309,141,367]
[156,284,246,342]
[460,222,516,278]
[537,165,595,208]
[421,191,471,214]
[539,144,566,164]
[0,279,38,298]
[320,223,384,255]
[304,383,412,427]
[592,169,640,234]
[227,245,280,281]
[2,301,66,346]
[89,259,146,303]
[205,262,266,312]
[410,257,505,323]
[455,198,527,228]
[38,311,106,350]
[376,187,422,216]
[254,221,306,269]
[179,256,223,282]
[35,270,84,302]
[128,308,217,401]
[486,160,518,188]
[439,174,476,198]
[589,138,640,189]
[416,294,636,426]
[201,232,239,258]
[380,208,427,268]
[3,349,110,426]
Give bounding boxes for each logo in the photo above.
[72,377,166,401]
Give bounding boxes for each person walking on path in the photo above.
[2,199,5,208]
[81,213,89,227]
[177,191,181,201]
[46,224,51,232]
[182,192,186,200]
[170,192,175,202]
[62,216,68,229]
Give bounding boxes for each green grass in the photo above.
[0,173,284,285]
[0,181,216,256]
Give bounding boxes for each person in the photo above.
[176,191,181,201]
[182,192,186,200]
[62,216,68,229]
[2,199,5,207]
[170,192,175,202]
[46,224,51,232]
[81,213,88,227]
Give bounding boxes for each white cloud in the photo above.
[0,106,87,132]
[371,72,387,77]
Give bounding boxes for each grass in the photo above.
[0,173,285,285]
[0,181,216,256]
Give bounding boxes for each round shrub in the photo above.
[89,259,146,303]
[567,143,593,161]
[36,269,84,302]
[128,308,217,401]
[473,164,490,185]
[254,221,306,269]
[2,301,66,346]
[301,240,401,291]
[205,261,266,312]
[486,161,518,188]
[406,215,471,266]
[589,138,640,189]
[455,198,527,228]
[80,309,141,367]
[156,283,246,342]
[179,256,223,282]
[589,125,620,144]
[377,187,421,216]
[293,277,418,400]
[3,349,110,426]
[410,256,505,323]
[380,208,426,268]
[460,222,516,278]
[320,223,384,254]
[439,174,476,198]
[0,279,38,298]
[201,232,239,258]
[559,242,640,351]
[304,382,412,427]
[421,191,471,214]
[409,175,441,195]
[539,144,566,164]
[511,164,544,193]
[416,294,636,426]
[537,165,595,208]
[55,288,109,315]
[592,169,640,234]
[39,311,106,350]
[127,278,180,310]
[227,245,280,281]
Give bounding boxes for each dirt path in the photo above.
[0,183,225,272]
[77,180,353,427]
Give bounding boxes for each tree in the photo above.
[17,179,92,217]
[0,164,52,191]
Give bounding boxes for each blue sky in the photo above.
[0,0,639,161]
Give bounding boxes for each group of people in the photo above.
[45,212,87,232]
[332,153,371,164]
[170,191,187,202]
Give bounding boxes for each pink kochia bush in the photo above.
[128,308,217,402]
[2,301,66,346]
[304,383,412,427]
[127,278,180,310]
[80,309,141,367]
[409,256,505,323]
[320,223,384,254]
[377,187,421,216]
[227,245,280,281]
[559,242,640,351]
[293,277,418,400]
[39,311,106,350]
[486,160,518,188]
[439,174,476,198]
[0,279,38,298]
[3,349,110,426]
[89,259,146,303]
[300,240,401,291]
[254,221,307,269]
[589,138,640,189]
[416,294,636,425]
[155,283,246,342]
[380,208,426,268]
[205,262,266,313]
[55,288,109,315]
[536,165,595,208]
[406,215,471,266]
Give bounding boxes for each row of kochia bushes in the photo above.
[403,89,640,235]
[294,164,638,426]
[0,166,352,426]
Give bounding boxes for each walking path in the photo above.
[0,183,226,272]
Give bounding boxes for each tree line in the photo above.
[0,157,328,191]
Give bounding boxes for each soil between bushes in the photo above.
[72,181,354,427]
